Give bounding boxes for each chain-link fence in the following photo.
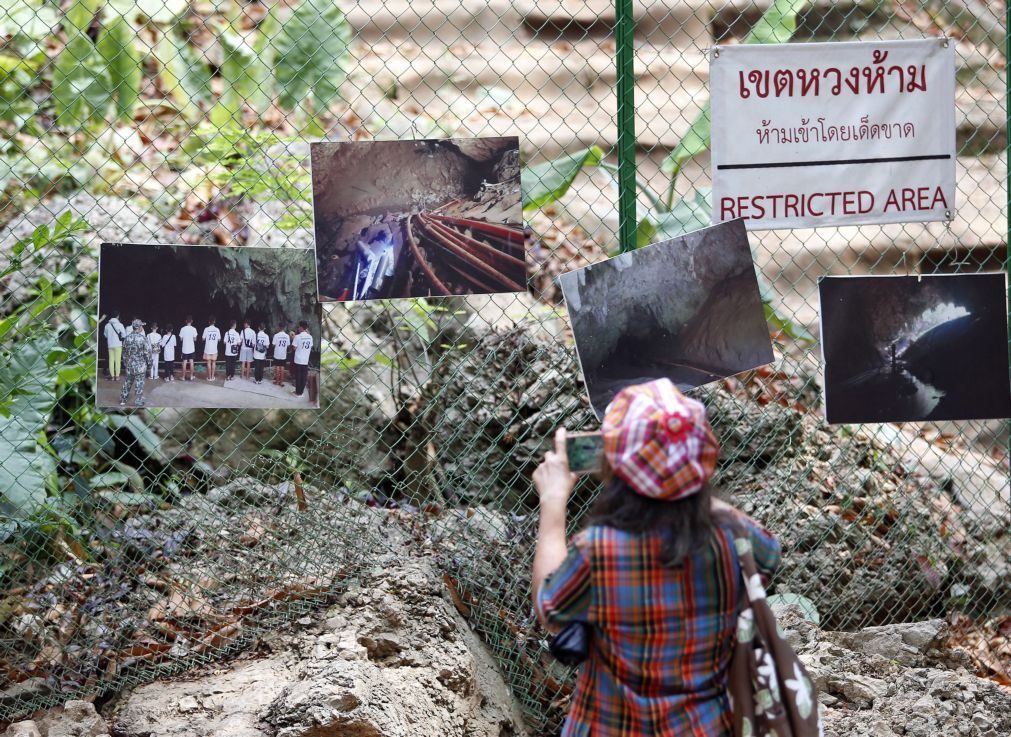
[0,0,1008,731]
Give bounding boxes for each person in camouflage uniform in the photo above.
[120,319,153,407]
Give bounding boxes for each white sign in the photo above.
[711,38,956,230]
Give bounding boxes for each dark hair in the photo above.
[230,319,236,328]
[111,310,120,318]
[185,315,192,323]
[258,322,265,331]
[588,471,715,568]
[208,315,215,323]
[166,323,174,332]
[298,319,308,329]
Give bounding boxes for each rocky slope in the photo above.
[4,569,1009,737]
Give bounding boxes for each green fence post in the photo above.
[616,0,637,253]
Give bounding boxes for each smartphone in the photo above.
[566,432,604,476]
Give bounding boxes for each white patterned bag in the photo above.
[728,526,823,737]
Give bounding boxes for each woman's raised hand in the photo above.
[533,427,576,509]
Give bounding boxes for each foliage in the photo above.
[526,0,812,342]
[48,0,153,129]
[0,213,179,576]
[158,0,352,131]
[0,332,60,541]
[521,146,606,211]
[7,0,351,137]
[272,0,352,123]
[177,123,314,227]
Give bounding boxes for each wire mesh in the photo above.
[0,0,1008,731]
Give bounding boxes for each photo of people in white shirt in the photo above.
[97,242,321,409]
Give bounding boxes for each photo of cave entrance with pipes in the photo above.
[310,137,525,302]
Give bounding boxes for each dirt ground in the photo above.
[96,374,318,410]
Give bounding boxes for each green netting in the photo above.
[0,0,1008,732]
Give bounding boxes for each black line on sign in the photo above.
[717,154,952,171]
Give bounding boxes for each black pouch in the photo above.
[549,621,591,667]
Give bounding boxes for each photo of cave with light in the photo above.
[820,273,1011,424]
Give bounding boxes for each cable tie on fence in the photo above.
[940,35,950,49]
[709,46,719,61]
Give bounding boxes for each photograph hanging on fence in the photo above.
[820,273,1011,424]
[559,219,774,418]
[97,243,322,409]
[310,137,525,302]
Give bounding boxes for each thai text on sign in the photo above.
[710,38,956,230]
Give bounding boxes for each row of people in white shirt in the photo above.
[146,319,312,363]
[106,315,314,394]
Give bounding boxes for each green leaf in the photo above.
[273,0,352,114]
[660,0,805,177]
[89,471,130,490]
[637,189,712,246]
[112,459,145,492]
[52,0,111,128]
[31,223,49,250]
[764,303,815,343]
[210,29,256,128]
[55,209,75,232]
[101,413,165,462]
[96,491,159,508]
[156,25,211,118]
[247,4,279,115]
[0,0,59,45]
[56,354,94,386]
[0,333,60,521]
[746,0,809,45]
[661,103,710,177]
[96,11,143,124]
[634,217,656,249]
[372,352,395,369]
[521,145,605,211]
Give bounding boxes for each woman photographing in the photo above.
[532,379,781,737]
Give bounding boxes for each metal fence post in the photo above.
[615,0,637,253]
[1006,0,1010,473]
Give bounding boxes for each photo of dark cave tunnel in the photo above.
[820,273,1011,424]
[309,137,525,302]
[559,219,774,419]
[97,243,322,409]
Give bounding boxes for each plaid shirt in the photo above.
[537,511,781,737]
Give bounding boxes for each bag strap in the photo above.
[727,514,822,737]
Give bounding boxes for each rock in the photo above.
[837,620,945,666]
[2,722,41,737]
[112,658,292,737]
[202,477,285,508]
[111,535,527,737]
[451,137,516,163]
[827,674,889,705]
[38,700,109,737]
[0,679,50,716]
[415,324,595,507]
